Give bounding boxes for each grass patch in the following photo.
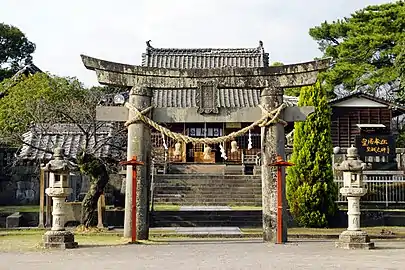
[0,233,129,252]
[153,204,181,211]
[230,206,262,211]
[0,205,41,213]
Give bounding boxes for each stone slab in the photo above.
[153,226,242,235]
[175,227,242,235]
[335,241,375,250]
[6,212,22,228]
[179,206,232,211]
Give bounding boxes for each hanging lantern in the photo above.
[231,140,238,153]
[203,145,212,160]
[247,130,253,150]
[173,142,182,156]
[219,144,227,160]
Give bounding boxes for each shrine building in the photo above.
[100,41,299,171]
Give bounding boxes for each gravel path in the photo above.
[1,240,404,270]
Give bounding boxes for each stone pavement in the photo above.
[1,240,405,269]
[156,226,242,235]
[179,206,232,211]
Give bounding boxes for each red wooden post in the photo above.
[269,155,294,244]
[119,156,144,242]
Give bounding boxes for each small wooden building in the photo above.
[329,90,405,170]
[330,90,405,148]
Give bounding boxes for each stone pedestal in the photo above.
[43,230,78,249]
[335,230,374,250]
[44,187,78,249]
[335,188,374,249]
[42,148,78,249]
[334,146,374,250]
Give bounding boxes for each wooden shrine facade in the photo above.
[150,122,262,164]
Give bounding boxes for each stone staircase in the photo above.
[168,164,226,174]
[153,174,262,206]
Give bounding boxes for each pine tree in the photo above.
[286,81,337,227]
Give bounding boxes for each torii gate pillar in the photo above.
[261,86,288,242]
[123,86,152,240]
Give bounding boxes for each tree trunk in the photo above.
[77,153,109,228]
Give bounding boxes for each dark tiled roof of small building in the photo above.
[329,89,405,116]
[11,64,42,80]
[141,41,269,68]
[18,123,123,161]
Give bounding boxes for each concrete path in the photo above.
[1,240,405,269]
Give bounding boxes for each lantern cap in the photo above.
[334,145,370,172]
[42,147,75,173]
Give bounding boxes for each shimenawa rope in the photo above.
[124,102,287,144]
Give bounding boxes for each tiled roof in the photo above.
[18,123,123,161]
[141,41,269,68]
[101,90,299,108]
[11,64,42,80]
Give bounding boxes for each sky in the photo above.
[0,0,393,87]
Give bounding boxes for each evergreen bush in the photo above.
[286,81,338,227]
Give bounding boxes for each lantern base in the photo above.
[43,230,78,249]
[335,230,374,250]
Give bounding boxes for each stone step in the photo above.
[153,199,262,206]
[155,174,261,180]
[154,186,262,193]
[150,210,263,227]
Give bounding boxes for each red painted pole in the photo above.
[131,164,137,242]
[276,165,283,244]
[269,155,294,244]
[119,156,144,243]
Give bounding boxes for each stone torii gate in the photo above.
[81,54,330,242]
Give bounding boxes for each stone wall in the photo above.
[0,165,39,205]
[0,162,124,206]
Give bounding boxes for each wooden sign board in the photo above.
[355,134,395,157]
[226,122,242,128]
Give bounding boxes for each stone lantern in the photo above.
[334,145,374,249]
[42,147,78,249]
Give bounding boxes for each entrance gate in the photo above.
[82,44,329,243]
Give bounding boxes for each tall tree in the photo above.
[309,1,405,98]
[0,73,126,227]
[286,81,337,228]
[0,23,36,81]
